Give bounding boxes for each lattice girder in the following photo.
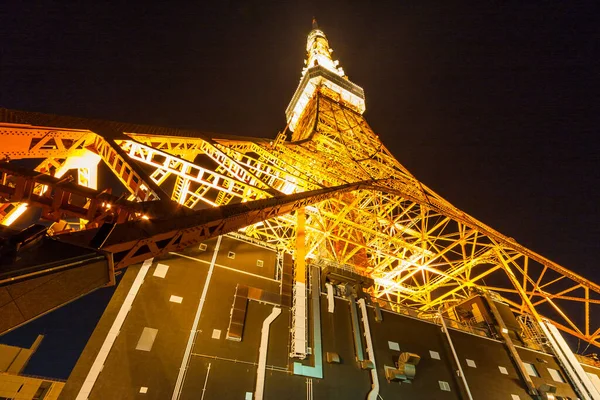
[118,139,269,206]
[123,134,272,191]
[0,123,93,159]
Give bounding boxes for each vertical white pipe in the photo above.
[255,307,282,400]
[357,299,379,400]
[326,283,334,313]
[200,363,211,400]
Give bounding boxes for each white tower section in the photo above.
[286,19,366,132]
[306,25,344,77]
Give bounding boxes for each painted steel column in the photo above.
[77,151,101,229]
[255,307,282,400]
[291,208,308,358]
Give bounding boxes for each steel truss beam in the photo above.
[119,139,270,206]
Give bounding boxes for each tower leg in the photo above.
[291,208,308,358]
[77,152,101,229]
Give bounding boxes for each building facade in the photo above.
[0,336,64,400]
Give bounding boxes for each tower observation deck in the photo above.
[0,20,599,400]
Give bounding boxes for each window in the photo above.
[169,295,183,304]
[135,327,158,352]
[33,381,52,400]
[388,341,400,351]
[199,243,207,251]
[438,381,451,391]
[228,251,235,259]
[430,350,441,360]
[511,395,520,400]
[153,263,169,278]
[139,387,148,393]
[547,368,565,383]
[523,362,540,377]
[498,366,509,375]
[257,259,264,267]
[466,359,476,368]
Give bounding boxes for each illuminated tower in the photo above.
[0,16,598,354]
[0,19,599,400]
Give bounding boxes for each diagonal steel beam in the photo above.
[57,180,381,269]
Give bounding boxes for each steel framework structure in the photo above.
[0,23,598,350]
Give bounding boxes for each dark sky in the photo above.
[1,1,599,378]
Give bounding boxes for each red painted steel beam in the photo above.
[0,163,165,227]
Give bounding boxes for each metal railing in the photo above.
[370,296,492,339]
[311,258,367,277]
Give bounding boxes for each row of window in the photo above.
[523,362,565,383]
[463,357,566,383]
[391,345,574,393]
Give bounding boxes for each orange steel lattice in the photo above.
[0,24,599,350]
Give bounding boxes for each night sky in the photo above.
[1,1,598,379]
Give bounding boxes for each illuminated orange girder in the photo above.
[0,163,155,227]
[0,26,599,350]
[92,136,165,202]
[118,139,269,207]
[0,157,74,226]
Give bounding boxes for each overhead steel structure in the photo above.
[0,20,598,351]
